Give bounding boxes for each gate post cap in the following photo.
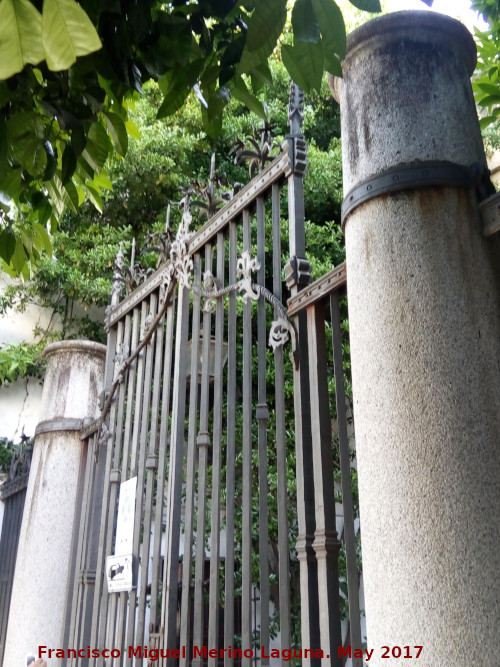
[40,339,107,422]
[43,339,107,359]
[345,10,476,76]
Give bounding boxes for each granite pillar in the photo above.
[339,11,500,665]
[4,341,106,667]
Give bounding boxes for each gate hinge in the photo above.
[285,134,307,176]
[341,160,495,228]
[285,256,311,289]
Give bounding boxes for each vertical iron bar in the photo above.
[65,428,95,661]
[287,86,319,667]
[113,308,142,661]
[64,426,97,664]
[272,183,291,660]
[136,292,162,648]
[241,210,253,667]
[180,255,202,667]
[120,299,150,662]
[90,310,136,665]
[162,280,190,667]
[103,311,135,659]
[74,432,102,667]
[191,245,214,667]
[224,221,237,667]
[307,303,342,667]
[150,293,176,635]
[207,233,225,667]
[329,291,362,665]
[256,196,270,663]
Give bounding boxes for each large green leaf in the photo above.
[292,0,320,44]
[86,182,103,212]
[157,60,204,118]
[476,93,500,108]
[230,76,266,118]
[348,0,381,11]
[323,47,342,77]
[476,82,500,96]
[282,41,324,93]
[0,167,22,201]
[201,106,222,139]
[84,122,109,170]
[104,111,128,156]
[312,0,346,60]
[0,0,44,79]
[0,229,16,264]
[61,143,77,184]
[41,0,102,71]
[32,222,52,254]
[239,0,287,71]
[10,238,27,274]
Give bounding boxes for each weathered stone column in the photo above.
[338,11,500,665]
[4,341,106,666]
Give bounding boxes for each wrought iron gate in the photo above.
[0,440,33,664]
[64,86,362,667]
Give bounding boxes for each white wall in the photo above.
[0,274,104,442]
[0,376,44,442]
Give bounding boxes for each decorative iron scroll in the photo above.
[88,204,296,443]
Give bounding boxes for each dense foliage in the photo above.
[471,0,500,138]
[1,57,345,347]
[0,0,381,278]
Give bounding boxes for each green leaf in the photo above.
[62,177,78,211]
[476,93,500,108]
[249,62,273,92]
[42,140,57,181]
[0,229,16,263]
[61,143,77,184]
[347,0,381,11]
[230,76,266,118]
[479,115,496,130]
[475,82,500,96]
[85,122,109,170]
[0,0,44,79]
[292,0,320,44]
[10,238,26,274]
[0,167,22,201]
[71,126,87,156]
[282,41,324,93]
[323,48,342,77]
[312,0,346,60]
[20,226,33,254]
[157,60,203,118]
[86,182,103,212]
[36,200,52,226]
[41,0,102,71]
[33,222,52,254]
[201,106,222,139]
[240,0,287,70]
[125,118,141,140]
[104,111,128,156]
[93,171,112,190]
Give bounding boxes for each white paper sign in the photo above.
[115,476,137,556]
[106,554,134,592]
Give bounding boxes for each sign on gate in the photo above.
[106,476,137,592]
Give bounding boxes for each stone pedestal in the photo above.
[339,12,500,665]
[3,341,106,667]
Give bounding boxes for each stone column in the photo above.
[4,341,106,667]
[338,11,500,665]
